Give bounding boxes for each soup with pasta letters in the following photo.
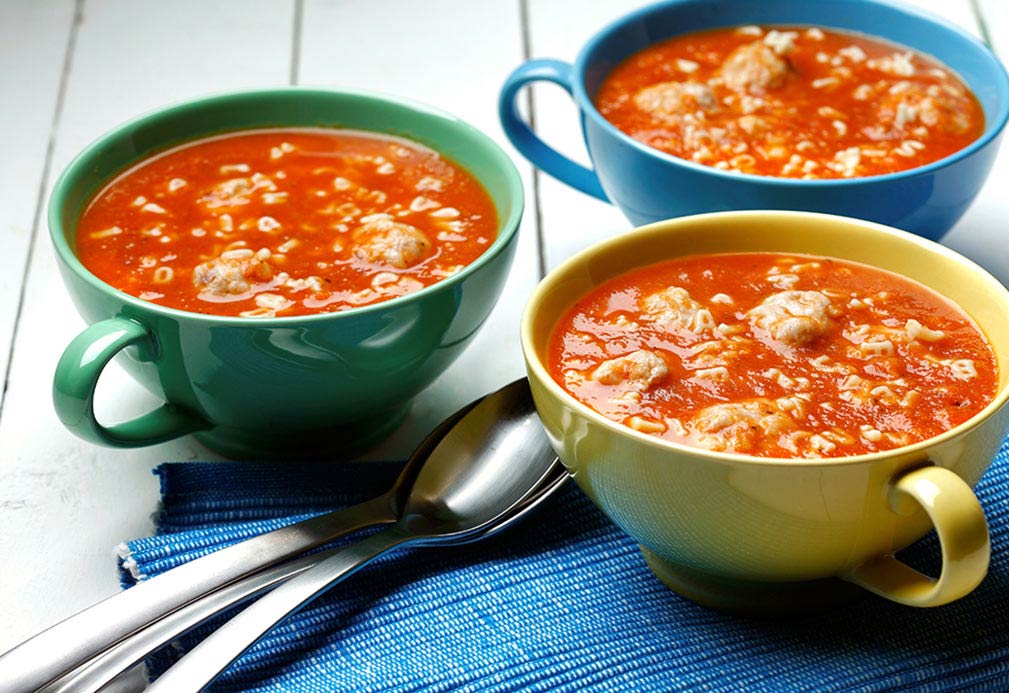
[595,25,984,178]
[548,253,997,459]
[75,128,497,317]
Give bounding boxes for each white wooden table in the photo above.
[2,0,1008,687]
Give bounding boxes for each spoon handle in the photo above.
[48,549,327,693]
[147,526,409,692]
[0,494,394,693]
[57,464,570,693]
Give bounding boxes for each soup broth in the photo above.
[548,252,997,458]
[595,25,984,178]
[75,128,498,317]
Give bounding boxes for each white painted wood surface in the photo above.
[0,0,1006,687]
[0,0,75,407]
[0,0,293,653]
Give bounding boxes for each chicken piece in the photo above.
[592,350,668,392]
[634,81,717,124]
[718,42,791,94]
[641,286,717,335]
[747,290,834,347]
[352,216,432,269]
[688,399,796,453]
[193,248,274,297]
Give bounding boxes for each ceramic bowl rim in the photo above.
[521,209,1009,468]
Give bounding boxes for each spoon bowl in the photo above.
[401,380,554,535]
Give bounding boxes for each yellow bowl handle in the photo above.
[843,465,989,607]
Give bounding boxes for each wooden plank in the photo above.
[0,0,75,414]
[0,0,292,651]
[299,0,541,459]
[526,0,991,272]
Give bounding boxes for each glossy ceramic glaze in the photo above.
[50,88,523,459]
[522,211,1009,612]
[500,0,1009,240]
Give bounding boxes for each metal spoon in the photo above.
[0,380,534,693]
[146,378,559,692]
[50,461,568,693]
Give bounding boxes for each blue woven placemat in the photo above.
[120,448,1009,692]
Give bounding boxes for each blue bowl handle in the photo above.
[499,59,609,202]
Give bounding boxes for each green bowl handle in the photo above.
[842,465,990,607]
[52,317,210,447]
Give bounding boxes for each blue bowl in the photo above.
[500,0,1009,240]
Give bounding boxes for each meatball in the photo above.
[747,290,834,347]
[352,216,432,269]
[689,399,796,453]
[634,81,717,124]
[592,349,668,392]
[641,286,717,335]
[718,42,791,94]
[193,247,273,297]
[875,82,973,135]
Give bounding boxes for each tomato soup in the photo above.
[548,253,997,459]
[595,25,984,178]
[75,128,498,317]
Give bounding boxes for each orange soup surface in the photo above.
[595,25,984,178]
[548,253,998,459]
[75,128,498,317]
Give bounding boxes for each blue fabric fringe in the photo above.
[119,451,1009,692]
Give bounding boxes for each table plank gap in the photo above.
[977,0,1009,58]
[290,0,304,85]
[526,0,638,272]
[519,0,548,280]
[940,0,1009,284]
[970,0,996,50]
[910,0,980,35]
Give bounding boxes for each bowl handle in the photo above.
[53,317,210,447]
[842,465,989,607]
[499,58,609,202]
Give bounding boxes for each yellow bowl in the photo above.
[522,211,1009,613]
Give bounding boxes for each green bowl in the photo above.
[50,88,524,459]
